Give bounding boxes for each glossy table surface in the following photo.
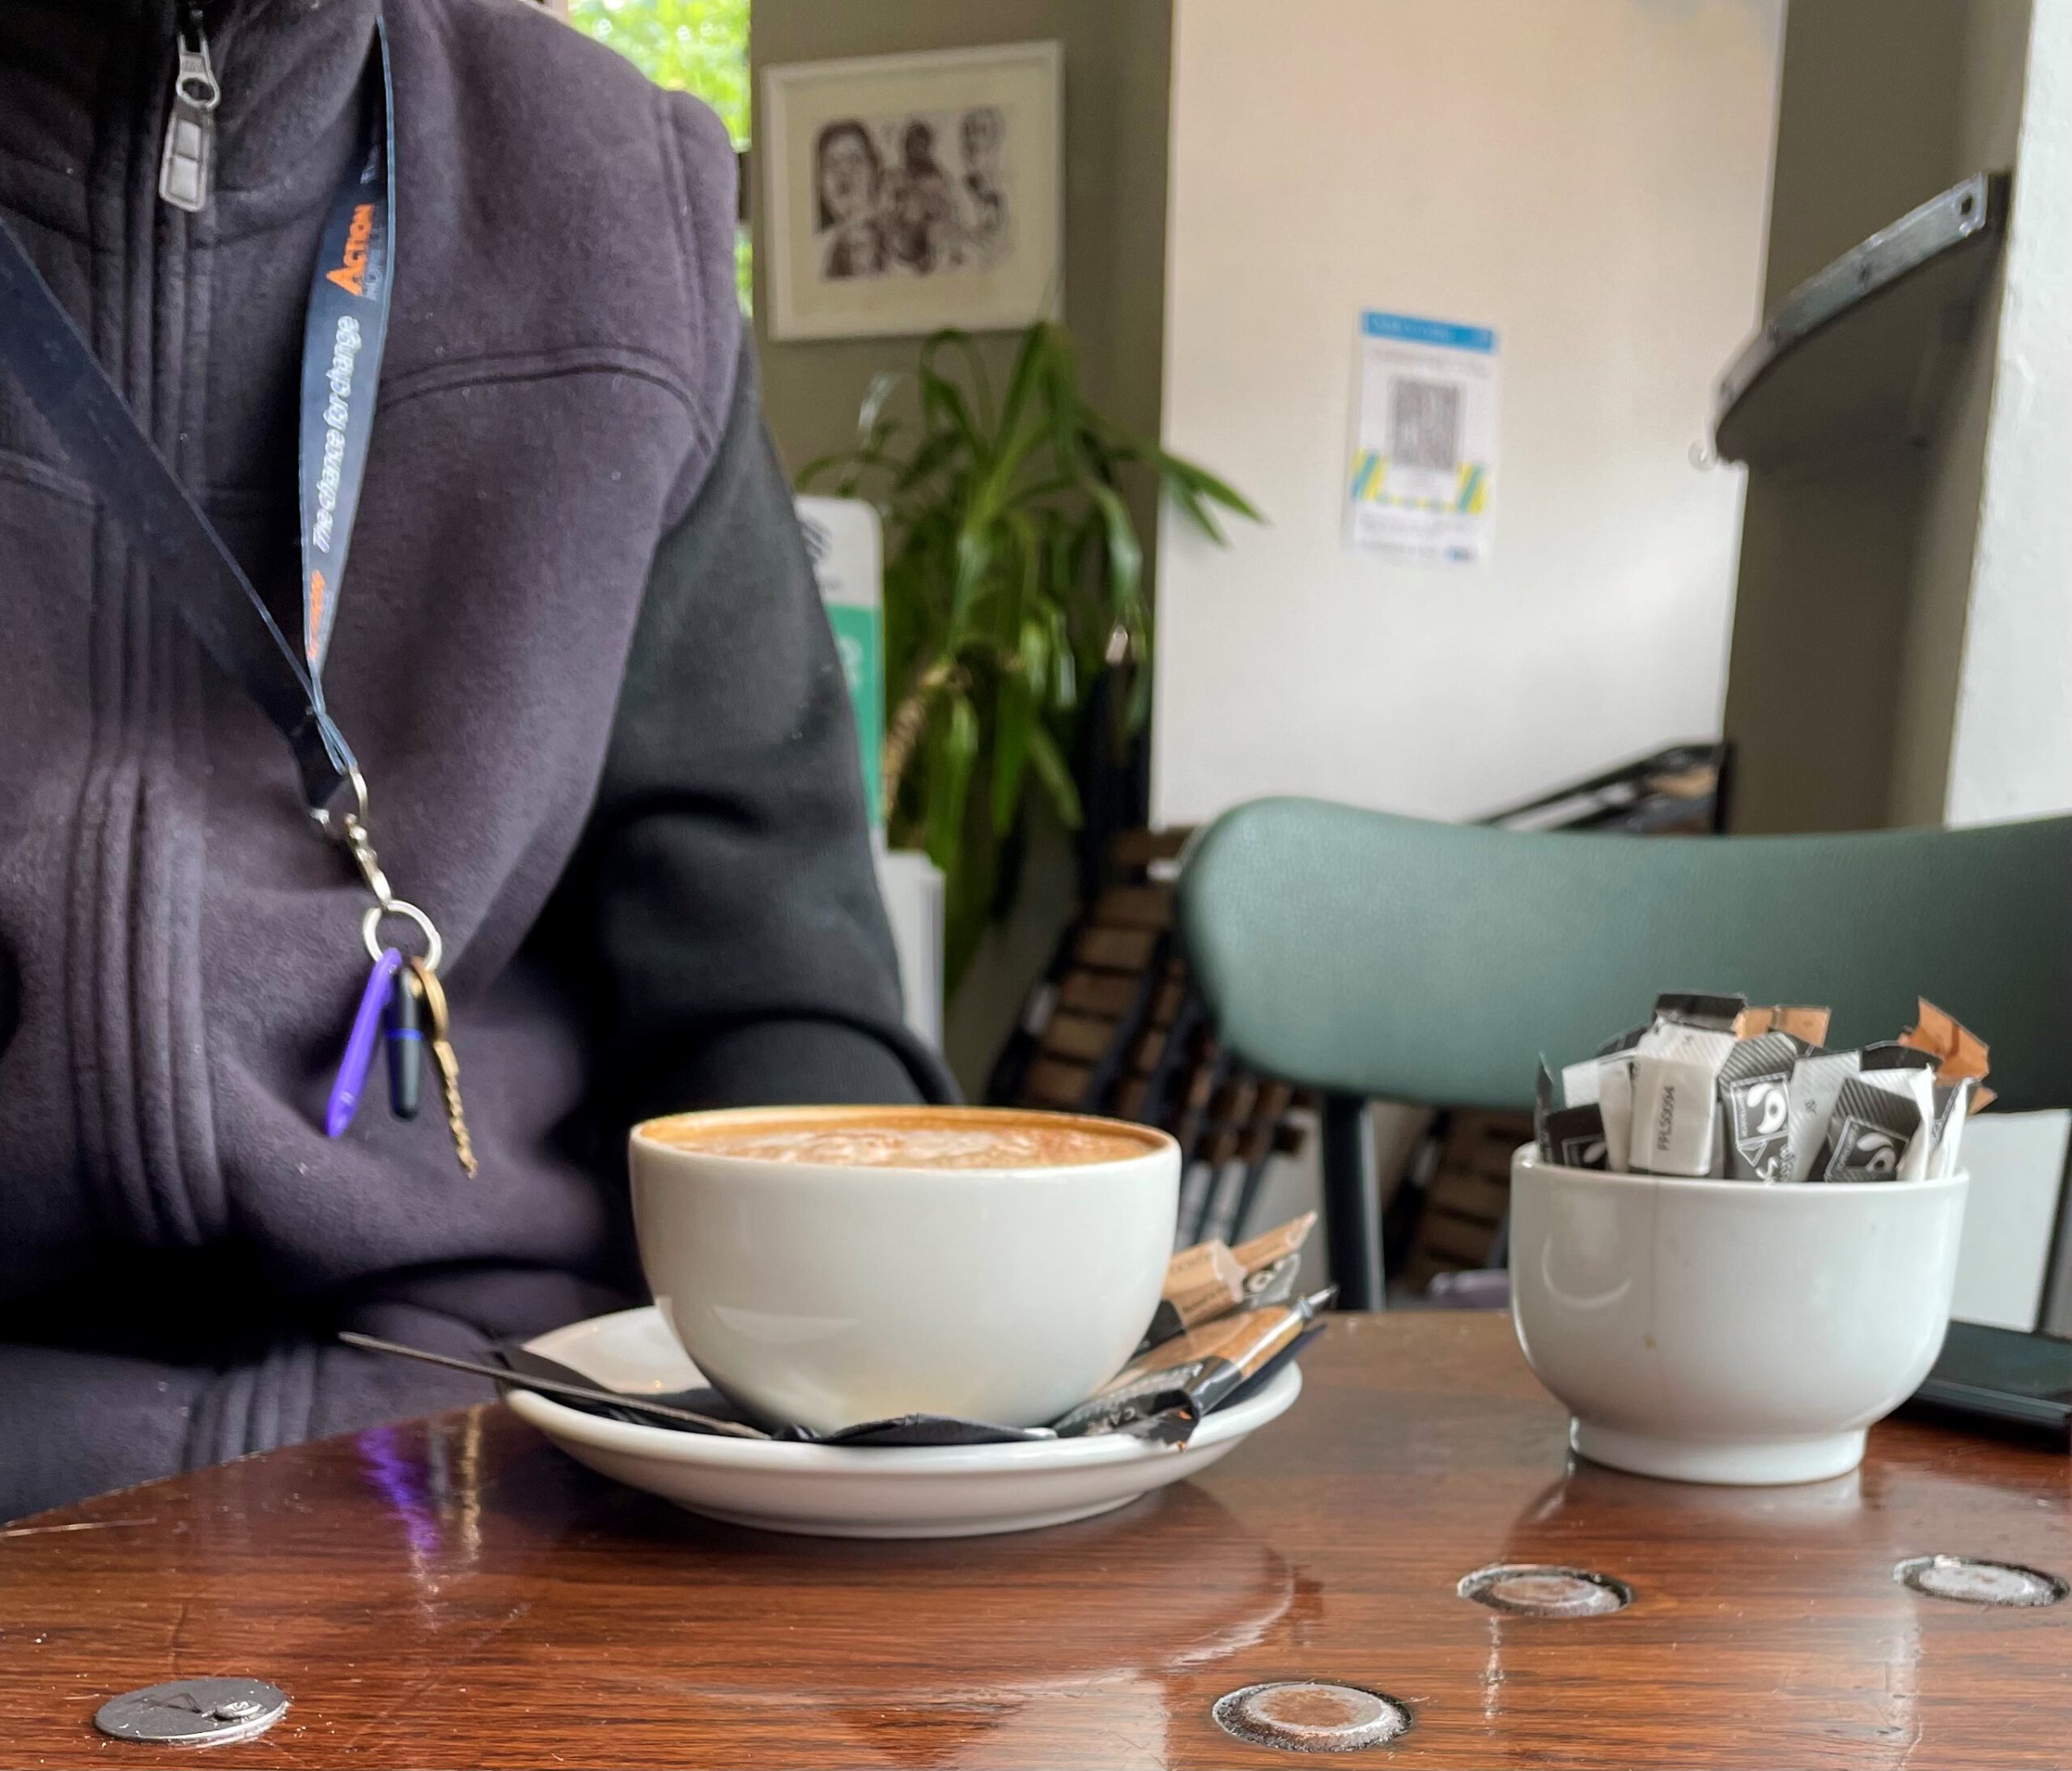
[2,1313,2067,1768]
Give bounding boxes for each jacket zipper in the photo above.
[158,2,219,213]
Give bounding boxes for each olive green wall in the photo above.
[1723,0,2032,832]
[748,0,1172,488]
[746,0,1176,1092]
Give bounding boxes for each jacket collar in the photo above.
[0,0,381,220]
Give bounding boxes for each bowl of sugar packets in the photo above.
[1511,993,1985,1485]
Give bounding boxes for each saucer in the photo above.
[507,1306,1303,1539]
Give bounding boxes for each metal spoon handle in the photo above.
[337,1331,766,1438]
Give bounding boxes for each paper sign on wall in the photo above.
[1347,311,1500,564]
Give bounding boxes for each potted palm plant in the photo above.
[803,321,1258,991]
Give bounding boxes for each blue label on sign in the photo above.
[1361,310,1497,353]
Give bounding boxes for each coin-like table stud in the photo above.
[1458,1561,1634,1616]
[1212,1681,1412,1752]
[94,1678,290,1746]
[1894,1554,2068,1607]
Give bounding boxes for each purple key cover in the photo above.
[327,947,402,1137]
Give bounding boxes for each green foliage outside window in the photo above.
[569,0,752,304]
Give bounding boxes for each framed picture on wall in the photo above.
[761,42,1064,342]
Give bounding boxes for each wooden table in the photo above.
[2,1314,2067,1768]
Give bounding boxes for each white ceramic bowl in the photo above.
[1509,1148,1969,1484]
[629,1106,1180,1433]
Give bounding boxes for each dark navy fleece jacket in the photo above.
[0,0,943,1518]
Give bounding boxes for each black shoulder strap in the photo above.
[0,219,352,812]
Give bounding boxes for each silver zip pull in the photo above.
[158,13,220,213]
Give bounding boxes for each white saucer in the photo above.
[508,1306,1303,1539]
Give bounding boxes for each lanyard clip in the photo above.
[317,767,445,974]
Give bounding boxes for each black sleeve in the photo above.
[541,339,953,1131]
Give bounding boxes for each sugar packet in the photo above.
[1142,1212,1318,1346]
[1055,1289,1330,1443]
[1537,1060,1609,1169]
[1718,1032,1801,1182]
[1543,994,1990,1187]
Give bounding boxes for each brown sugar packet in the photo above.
[1056,1290,1327,1445]
[1230,1210,1320,1311]
[1900,998,1992,1102]
[1734,1004,1832,1046]
[1144,1213,1320,1347]
[1231,1211,1318,1278]
[1157,1239,1247,1332]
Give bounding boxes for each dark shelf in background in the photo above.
[1713,172,2010,471]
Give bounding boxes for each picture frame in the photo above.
[761,42,1064,342]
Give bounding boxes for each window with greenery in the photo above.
[568,0,752,305]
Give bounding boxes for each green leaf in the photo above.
[923,692,980,873]
[990,672,1036,835]
[1018,614,1051,702]
[928,331,998,431]
[991,510,1036,650]
[1025,723,1084,830]
[1042,329,1084,480]
[991,323,1059,477]
[919,376,981,456]
[1049,601,1077,710]
[1165,453,1263,520]
[949,520,996,639]
[893,429,964,498]
[918,333,991,444]
[1085,482,1143,623]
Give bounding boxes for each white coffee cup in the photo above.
[629,1105,1181,1433]
[1509,1147,1968,1484]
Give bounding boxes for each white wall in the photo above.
[1945,0,2072,828]
[1152,0,1783,828]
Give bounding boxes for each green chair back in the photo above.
[1178,798,2072,1304]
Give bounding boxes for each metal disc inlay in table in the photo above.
[95,1678,290,1746]
[1458,1562,1634,1616]
[1895,1555,2068,1607]
[1212,1681,1412,1752]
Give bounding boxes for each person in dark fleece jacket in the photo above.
[0,0,948,1521]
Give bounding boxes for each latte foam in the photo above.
[647,1110,1160,1170]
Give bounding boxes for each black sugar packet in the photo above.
[1535,1059,1607,1169]
[1814,1074,1922,1182]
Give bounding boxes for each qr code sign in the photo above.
[1349,311,1497,563]
[1388,376,1462,473]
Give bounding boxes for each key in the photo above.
[408,956,478,1178]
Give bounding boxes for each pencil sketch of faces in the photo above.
[813,105,1013,282]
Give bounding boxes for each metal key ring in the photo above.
[361,900,443,974]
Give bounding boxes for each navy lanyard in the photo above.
[0,19,394,826]
[298,23,396,720]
